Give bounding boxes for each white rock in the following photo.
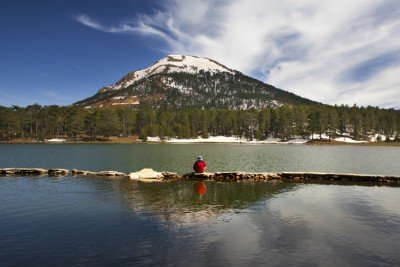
[129,168,164,180]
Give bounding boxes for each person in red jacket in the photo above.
[193,156,207,173]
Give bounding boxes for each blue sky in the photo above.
[1,0,399,108]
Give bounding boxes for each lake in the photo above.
[0,144,400,266]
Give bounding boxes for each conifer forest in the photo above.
[0,104,399,142]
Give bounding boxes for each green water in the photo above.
[1,143,400,175]
[0,144,399,266]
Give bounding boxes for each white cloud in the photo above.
[75,0,400,108]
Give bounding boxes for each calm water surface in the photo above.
[0,144,400,266]
[1,143,400,175]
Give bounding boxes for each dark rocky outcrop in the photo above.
[0,168,48,175]
[48,169,69,176]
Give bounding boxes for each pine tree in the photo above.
[327,108,338,140]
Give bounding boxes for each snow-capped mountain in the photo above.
[76,55,317,109]
[101,55,234,93]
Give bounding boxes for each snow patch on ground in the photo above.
[146,136,308,144]
[369,134,392,142]
[310,133,330,140]
[147,137,161,142]
[333,137,367,143]
[46,138,66,142]
[146,134,375,144]
[310,133,367,143]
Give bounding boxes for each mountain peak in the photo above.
[156,55,234,74]
[77,55,317,109]
[102,55,235,92]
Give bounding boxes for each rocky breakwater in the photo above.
[183,172,281,182]
[3,167,399,185]
[0,167,179,182]
[183,171,400,185]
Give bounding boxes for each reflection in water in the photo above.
[114,180,400,265]
[116,179,297,226]
[193,181,207,196]
[1,176,400,266]
[257,185,400,266]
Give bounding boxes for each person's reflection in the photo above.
[193,181,206,196]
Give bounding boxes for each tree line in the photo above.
[0,104,399,141]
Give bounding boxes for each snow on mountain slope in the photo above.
[101,55,234,92]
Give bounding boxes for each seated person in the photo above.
[193,156,207,173]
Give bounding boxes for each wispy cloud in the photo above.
[75,0,400,108]
[74,14,180,49]
[74,14,104,31]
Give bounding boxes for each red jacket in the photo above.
[193,160,207,173]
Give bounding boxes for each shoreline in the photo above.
[1,134,400,146]
[1,139,400,146]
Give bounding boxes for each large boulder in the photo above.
[129,168,179,182]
